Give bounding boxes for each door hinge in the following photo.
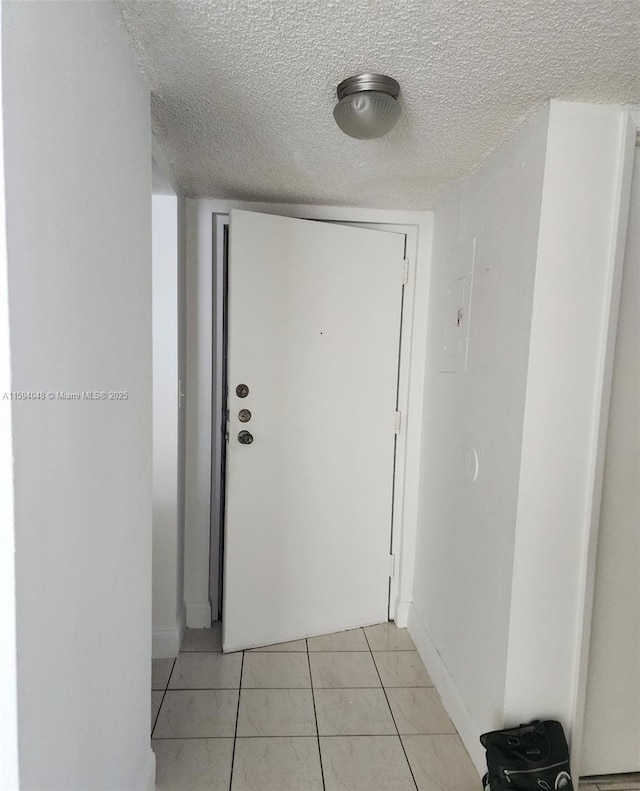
[389,554,396,577]
[394,411,401,434]
[402,258,409,285]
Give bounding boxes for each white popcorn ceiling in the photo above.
[118,0,640,209]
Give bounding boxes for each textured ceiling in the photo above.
[118,0,640,209]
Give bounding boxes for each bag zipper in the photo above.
[503,761,569,782]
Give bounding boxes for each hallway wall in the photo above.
[503,104,632,761]
[152,192,186,658]
[580,145,640,775]
[410,102,550,769]
[3,3,154,789]
[410,101,633,774]
[0,3,19,785]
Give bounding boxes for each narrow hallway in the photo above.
[151,622,478,790]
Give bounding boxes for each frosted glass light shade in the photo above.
[333,91,401,139]
[333,75,401,140]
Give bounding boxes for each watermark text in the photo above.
[3,390,129,402]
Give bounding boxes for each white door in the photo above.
[222,210,405,651]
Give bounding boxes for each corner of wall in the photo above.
[176,601,186,648]
[151,135,181,197]
[504,104,634,774]
[152,602,187,658]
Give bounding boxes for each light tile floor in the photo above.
[152,624,640,791]
[580,776,640,791]
[151,621,479,790]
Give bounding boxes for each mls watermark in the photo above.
[2,391,129,402]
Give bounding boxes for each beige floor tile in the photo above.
[152,658,175,690]
[151,691,163,730]
[373,650,433,687]
[169,651,242,689]
[387,688,456,734]
[152,689,238,738]
[320,735,416,790]
[249,639,307,652]
[236,688,316,736]
[309,651,381,688]
[402,734,480,791]
[589,777,640,791]
[231,737,323,791]
[308,628,369,652]
[364,622,416,651]
[315,688,396,735]
[180,623,222,652]
[153,738,234,791]
[242,652,311,688]
[579,786,600,791]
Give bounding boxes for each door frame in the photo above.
[214,214,413,624]
[183,199,433,629]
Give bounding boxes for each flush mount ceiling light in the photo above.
[333,73,401,139]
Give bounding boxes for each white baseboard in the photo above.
[394,600,411,628]
[152,627,179,659]
[185,599,212,628]
[152,605,187,658]
[407,603,485,775]
[139,748,155,791]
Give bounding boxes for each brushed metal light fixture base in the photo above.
[336,74,400,101]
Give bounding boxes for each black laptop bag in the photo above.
[480,720,573,791]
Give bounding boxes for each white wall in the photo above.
[0,3,19,786]
[151,142,187,657]
[409,104,550,769]
[3,3,154,789]
[504,104,633,775]
[183,200,214,626]
[184,199,432,629]
[177,196,187,637]
[580,145,640,775]
[409,101,634,775]
[152,193,185,657]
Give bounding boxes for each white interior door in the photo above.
[222,209,405,651]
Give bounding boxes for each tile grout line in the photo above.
[364,628,419,791]
[151,732,456,740]
[151,656,177,738]
[228,649,245,791]
[306,638,327,791]
[162,685,434,691]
